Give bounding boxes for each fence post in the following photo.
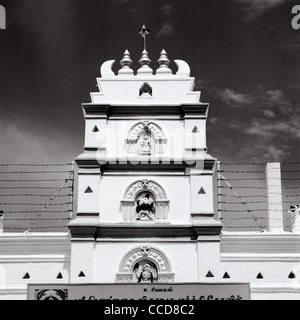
[266,163,284,233]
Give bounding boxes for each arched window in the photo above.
[126,121,166,156]
[121,179,169,223]
[116,246,174,283]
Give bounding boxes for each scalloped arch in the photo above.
[124,179,167,201]
[119,246,172,273]
[127,121,165,142]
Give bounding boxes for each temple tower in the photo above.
[68,32,222,283]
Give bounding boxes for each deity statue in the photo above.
[140,134,151,155]
[136,193,155,221]
[135,262,158,283]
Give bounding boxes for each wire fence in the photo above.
[217,162,300,232]
[0,161,299,234]
[0,163,74,233]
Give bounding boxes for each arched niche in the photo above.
[121,179,169,223]
[116,246,174,283]
[126,121,167,156]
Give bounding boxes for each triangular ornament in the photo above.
[205,271,214,278]
[85,187,93,194]
[192,126,199,133]
[93,126,99,132]
[23,272,30,279]
[57,272,63,279]
[223,272,230,279]
[256,272,263,279]
[288,271,296,279]
[198,187,206,194]
[78,271,86,278]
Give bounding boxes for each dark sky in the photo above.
[0,0,299,164]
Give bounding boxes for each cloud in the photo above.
[155,22,175,38]
[262,89,293,115]
[219,88,253,107]
[237,143,292,162]
[0,118,77,164]
[237,0,286,22]
[263,109,276,118]
[158,4,173,16]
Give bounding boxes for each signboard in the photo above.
[28,282,251,300]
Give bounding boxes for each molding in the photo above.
[220,232,300,254]
[0,254,70,263]
[250,284,300,294]
[76,212,100,217]
[82,103,209,118]
[221,253,300,262]
[69,224,224,240]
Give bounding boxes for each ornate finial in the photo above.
[118,49,133,75]
[156,49,172,74]
[139,25,150,51]
[137,49,153,74]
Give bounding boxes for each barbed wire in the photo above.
[0,163,72,167]
[0,202,72,206]
[0,186,72,190]
[0,179,70,182]
[0,194,71,197]
[5,210,72,213]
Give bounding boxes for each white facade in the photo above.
[0,50,299,300]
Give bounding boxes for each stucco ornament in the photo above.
[136,193,156,221]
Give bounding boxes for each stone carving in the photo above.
[125,180,166,200]
[134,261,158,283]
[140,133,152,155]
[136,193,155,221]
[139,82,152,96]
[116,246,175,283]
[127,121,164,141]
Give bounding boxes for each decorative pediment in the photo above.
[124,179,167,201]
[127,121,165,143]
[116,246,174,283]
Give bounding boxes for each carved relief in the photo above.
[116,246,174,283]
[126,121,166,156]
[122,180,169,223]
[125,180,166,200]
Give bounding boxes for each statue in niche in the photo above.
[140,131,152,155]
[134,261,158,283]
[136,192,155,221]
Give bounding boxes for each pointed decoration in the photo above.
[156,49,172,75]
[192,126,199,133]
[23,272,30,279]
[137,49,153,75]
[223,272,230,279]
[288,271,296,279]
[93,126,99,132]
[118,49,133,75]
[256,272,263,279]
[205,271,214,278]
[78,271,86,278]
[198,187,206,195]
[57,272,63,279]
[85,187,93,194]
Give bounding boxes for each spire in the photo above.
[118,49,133,75]
[137,49,153,75]
[137,25,153,75]
[156,49,172,75]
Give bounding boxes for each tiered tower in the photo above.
[68,33,223,283]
